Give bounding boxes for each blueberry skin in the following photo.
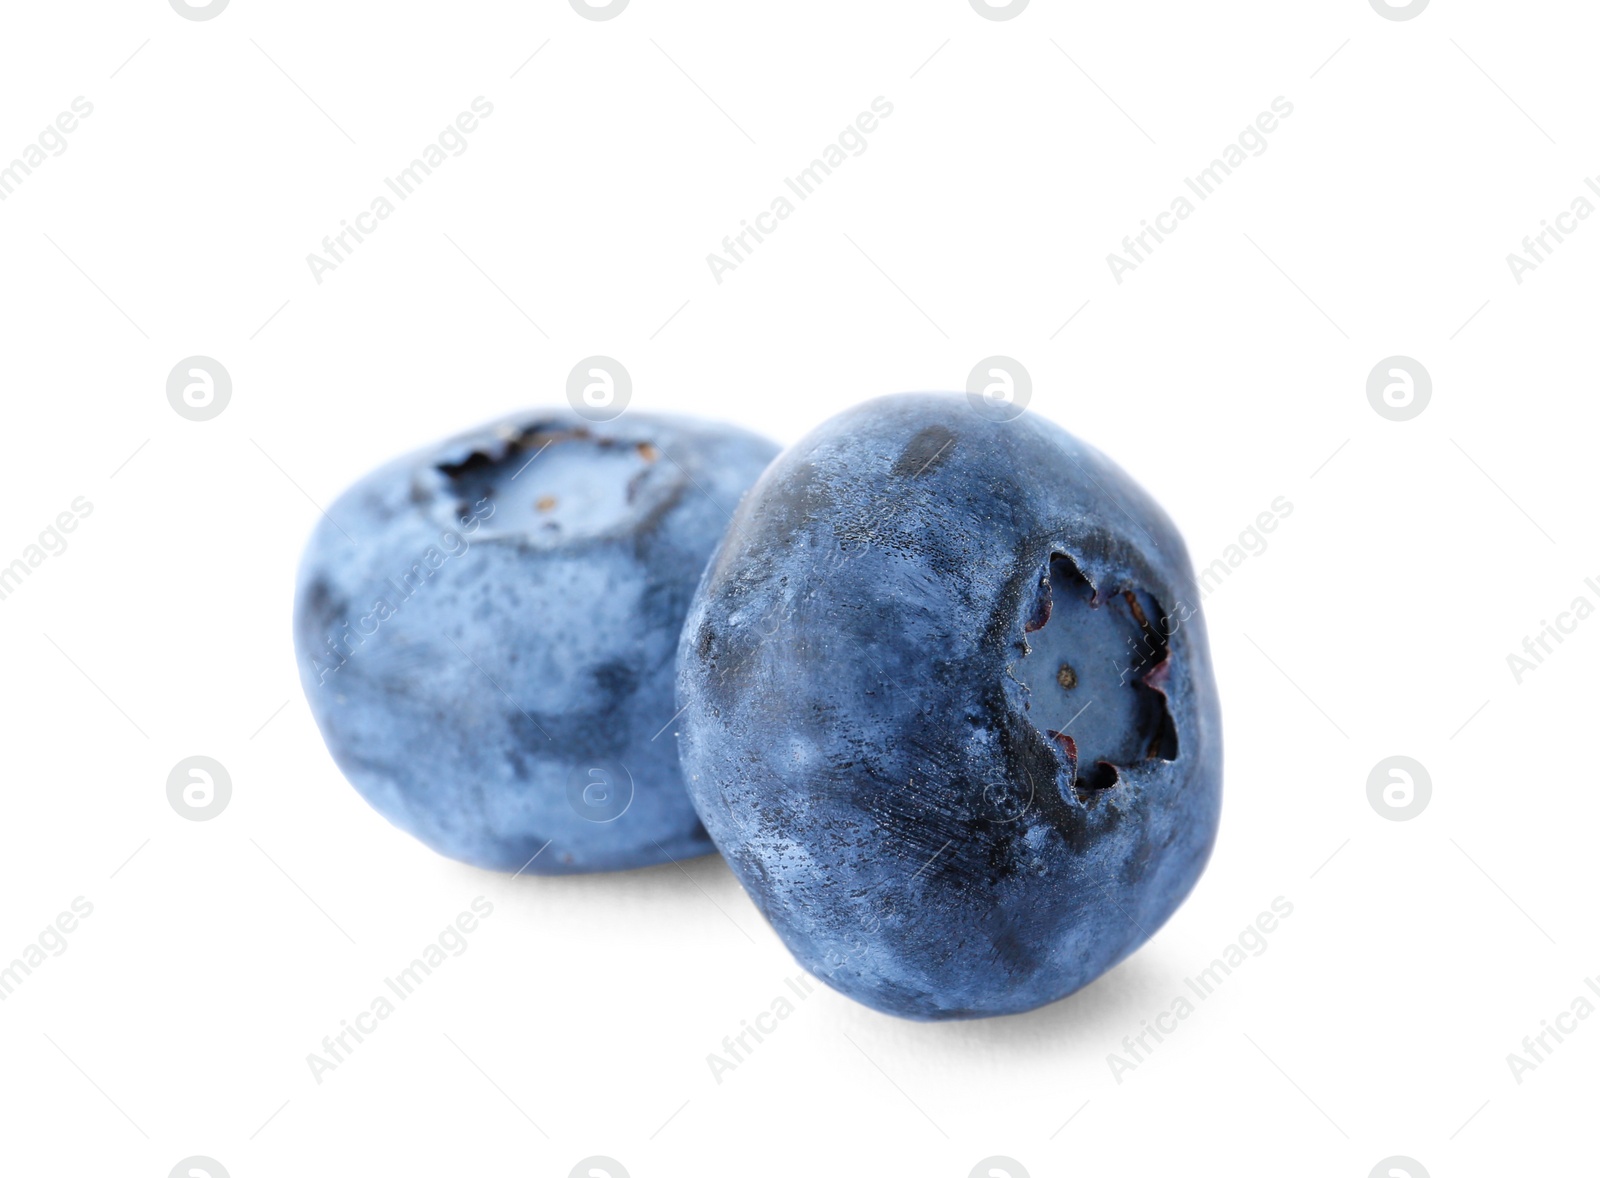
[676,393,1222,1019]
[294,410,778,874]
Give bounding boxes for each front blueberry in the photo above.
[294,410,778,873]
[676,393,1222,1018]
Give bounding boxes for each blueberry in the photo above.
[295,411,778,874]
[676,393,1221,1018]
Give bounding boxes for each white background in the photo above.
[0,1,1593,1175]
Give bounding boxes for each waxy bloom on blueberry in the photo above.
[295,410,778,874]
[676,393,1222,1019]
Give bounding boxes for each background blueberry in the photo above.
[676,393,1222,1018]
[295,410,778,874]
